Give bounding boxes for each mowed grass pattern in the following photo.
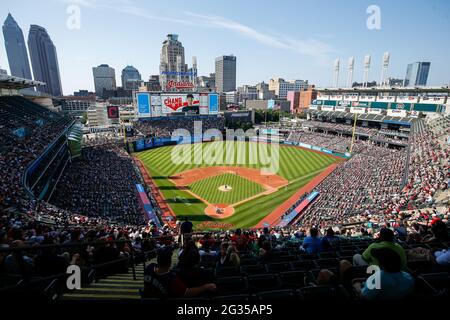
[189,173,265,205]
[137,141,339,229]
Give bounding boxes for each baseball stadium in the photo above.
[135,140,341,230]
[0,8,450,307]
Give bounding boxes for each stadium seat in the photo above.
[216,276,249,295]
[277,255,298,262]
[240,264,267,275]
[316,258,339,269]
[212,294,253,301]
[247,274,282,292]
[300,285,349,301]
[290,260,316,271]
[338,250,356,257]
[215,266,240,277]
[256,289,298,301]
[266,262,293,273]
[419,273,450,293]
[299,254,318,261]
[319,252,337,259]
[240,257,258,266]
[279,271,313,289]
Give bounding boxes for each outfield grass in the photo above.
[137,141,339,229]
[189,173,265,205]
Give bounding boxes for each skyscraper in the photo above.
[2,13,32,79]
[159,34,189,90]
[404,62,430,87]
[121,65,142,91]
[215,55,236,93]
[92,64,116,97]
[28,25,62,96]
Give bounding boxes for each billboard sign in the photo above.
[351,106,366,114]
[387,109,407,117]
[368,108,382,115]
[208,93,218,114]
[107,105,119,119]
[166,80,195,91]
[137,93,150,116]
[161,93,200,114]
[150,94,161,117]
[199,93,209,115]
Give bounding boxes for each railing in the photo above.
[21,119,76,199]
[0,236,176,299]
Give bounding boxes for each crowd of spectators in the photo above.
[51,145,144,226]
[287,130,354,153]
[134,115,225,138]
[141,220,449,300]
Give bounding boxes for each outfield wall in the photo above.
[282,140,351,159]
[133,134,352,159]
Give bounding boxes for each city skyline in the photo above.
[0,0,449,94]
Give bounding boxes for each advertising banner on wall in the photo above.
[208,93,218,114]
[199,93,209,115]
[161,93,200,114]
[313,100,324,105]
[137,93,150,117]
[350,107,366,114]
[322,105,335,111]
[150,94,162,117]
[368,108,382,115]
[107,105,119,119]
[387,109,407,117]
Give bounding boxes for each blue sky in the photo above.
[1,0,449,95]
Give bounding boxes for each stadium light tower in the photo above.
[333,58,340,87]
[380,52,390,86]
[362,54,371,87]
[347,57,355,88]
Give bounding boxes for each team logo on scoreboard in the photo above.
[166,80,194,90]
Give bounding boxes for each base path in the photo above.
[255,163,339,228]
[169,166,288,191]
[170,166,288,219]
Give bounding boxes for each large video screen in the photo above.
[161,93,200,114]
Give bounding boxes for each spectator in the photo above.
[3,240,34,276]
[434,249,450,267]
[302,228,322,254]
[353,228,407,269]
[143,247,216,298]
[321,227,340,252]
[356,248,414,300]
[218,242,240,268]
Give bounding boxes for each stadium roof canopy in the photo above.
[316,86,450,94]
[0,74,45,90]
[307,109,415,124]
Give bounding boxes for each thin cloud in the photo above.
[59,0,335,60]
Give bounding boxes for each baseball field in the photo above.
[137,141,339,229]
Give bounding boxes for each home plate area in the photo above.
[204,204,235,219]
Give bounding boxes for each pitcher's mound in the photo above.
[204,204,235,219]
[218,185,233,192]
